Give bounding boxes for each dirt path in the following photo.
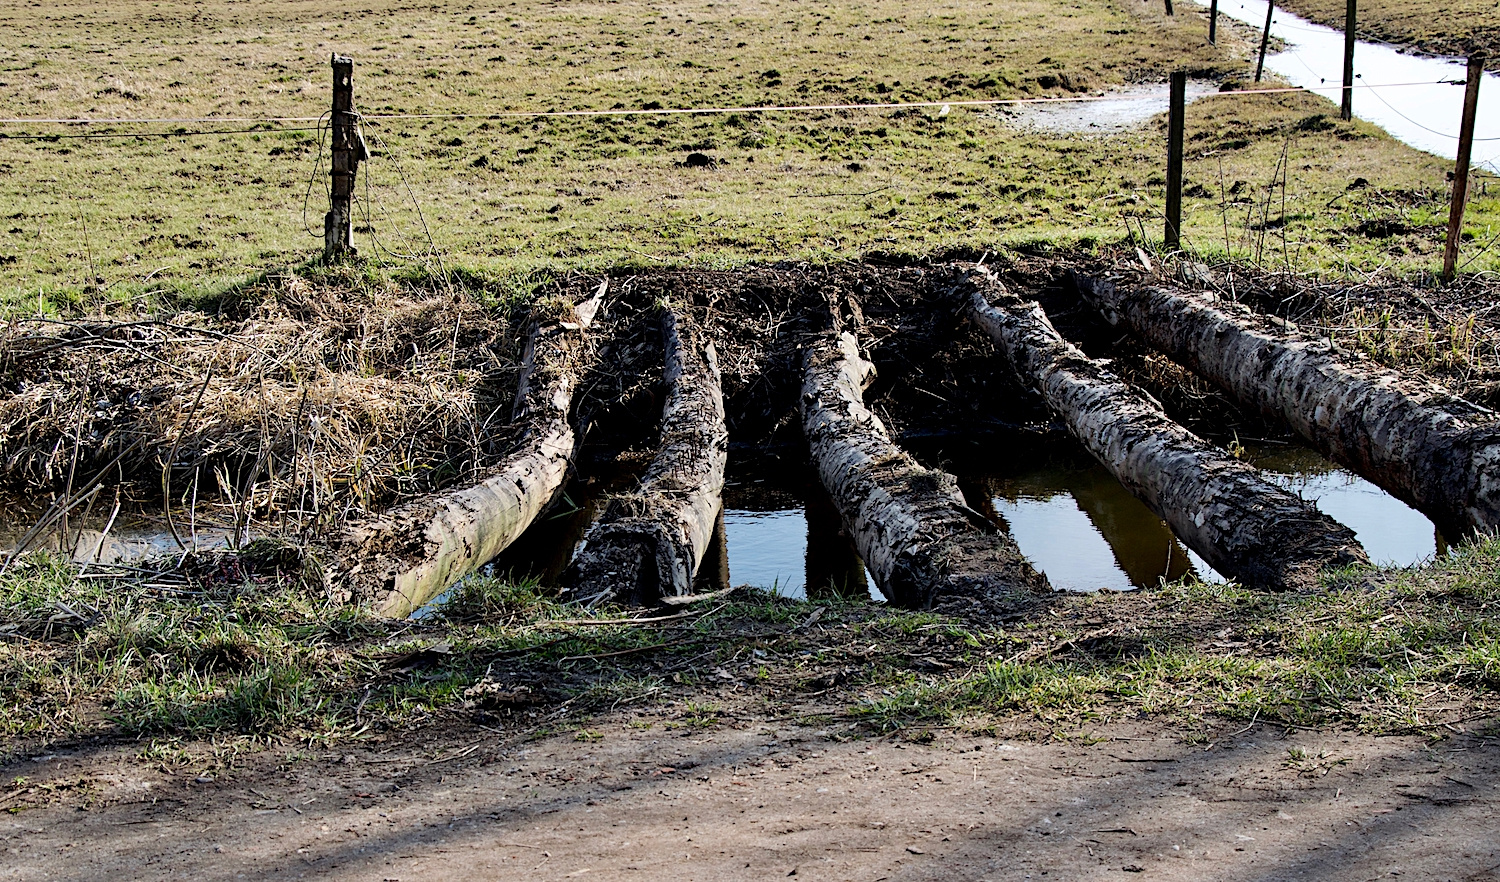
[4,714,1498,881]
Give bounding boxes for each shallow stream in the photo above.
[1194,0,1500,170]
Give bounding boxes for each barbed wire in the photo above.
[0,78,1460,137]
[0,125,323,141]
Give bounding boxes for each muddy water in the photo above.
[1195,0,1500,170]
[0,504,239,565]
[719,436,1441,597]
[995,81,1219,134]
[4,435,1439,606]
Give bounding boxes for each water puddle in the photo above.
[0,503,239,565]
[969,438,1441,591]
[994,81,1219,134]
[1194,0,1500,170]
[3,433,1440,610]
[720,469,880,602]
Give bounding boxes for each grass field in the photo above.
[0,0,1495,308]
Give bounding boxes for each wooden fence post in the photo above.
[324,54,361,261]
[1340,0,1356,121]
[1164,0,1175,15]
[1443,53,1487,284]
[1255,1,1275,82]
[1165,71,1186,251]
[1209,0,1219,44]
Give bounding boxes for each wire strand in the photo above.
[0,125,323,141]
[0,79,1455,131]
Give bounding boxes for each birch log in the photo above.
[801,328,1049,613]
[332,282,605,617]
[564,310,728,606]
[1076,274,1500,539]
[958,267,1367,590]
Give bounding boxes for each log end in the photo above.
[1239,527,1370,592]
[884,531,1051,616]
[564,521,690,607]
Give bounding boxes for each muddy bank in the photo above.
[2,252,1492,611]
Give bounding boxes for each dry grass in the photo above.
[0,266,519,527]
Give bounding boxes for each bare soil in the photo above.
[3,711,1499,881]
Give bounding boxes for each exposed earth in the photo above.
[3,712,1499,881]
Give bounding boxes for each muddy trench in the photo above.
[0,257,1463,612]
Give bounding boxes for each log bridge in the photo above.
[564,309,728,607]
[1076,275,1500,541]
[325,264,1499,619]
[954,266,1366,590]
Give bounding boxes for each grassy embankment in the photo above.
[1274,0,1500,69]
[0,0,1495,312]
[2,539,1498,755]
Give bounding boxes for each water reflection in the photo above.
[978,460,1201,592]
[1194,0,1500,170]
[1245,444,1444,565]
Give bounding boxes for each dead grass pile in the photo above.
[0,271,518,532]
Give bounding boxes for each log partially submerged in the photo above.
[957,267,1367,590]
[564,310,728,606]
[332,282,605,617]
[801,327,1049,613]
[1076,274,1500,539]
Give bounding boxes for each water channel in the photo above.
[1194,0,1500,171]
[0,429,1443,607]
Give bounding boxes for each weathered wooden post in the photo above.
[1209,0,1219,44]
[1165,71,1186,250]
[1340,0,1356,120]
[1255,1,1275,82]
[324,54,362,261]
[1443,52,1487,284]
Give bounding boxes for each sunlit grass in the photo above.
[0,0,1494,308]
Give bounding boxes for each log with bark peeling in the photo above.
[1076,274,1500,539]
[800,327,1049,613]
[331,282,605,617]
[564,310,728,607]
[956,267,1367,590]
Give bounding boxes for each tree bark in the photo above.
[957,267,1367,590]
[332,282,605,617]
[1076,274,1500,540]
[564,309,728,606]
[800,328,1049,614]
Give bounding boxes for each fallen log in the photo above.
[800,327,1049,613]
[564,309,728,606]
[1076,273,1500,539]
[958,267,1367,590]
[331,282,605,617]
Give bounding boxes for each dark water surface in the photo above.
[718,436,1441,598]
[1,434,1442,606]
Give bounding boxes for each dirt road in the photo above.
[3,713,1498,881]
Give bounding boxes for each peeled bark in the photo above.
[958,267,1367,590]
[801,328,1049,613]
[332,282,605,617]
[565,310,728,607]
[1076,274,1500,539]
